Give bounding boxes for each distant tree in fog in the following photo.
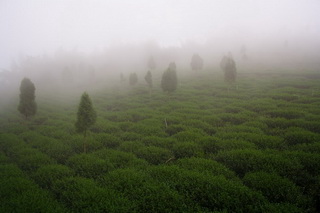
[221,55,237,83]
[190,54,203,71]
[161,62,177,93]
[148,56,156,70]
[75,92,96,153]
[144,71,153,88]
[18,78,37,119]
[129,73,138,86]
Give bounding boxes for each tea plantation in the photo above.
[1,71,320,212]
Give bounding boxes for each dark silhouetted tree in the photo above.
[144,71,152,88]
[190,54,203,71]
[75,92,97,153]
[223,56,237,83]
[148,56,156,70]
[161,63,177,93]
[129,73,138,86]
[18,78,37,119]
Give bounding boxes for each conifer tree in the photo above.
[144,70,153,88]
[223,57,237,83]
[75,92,97,153]
[18,78,37,119]
[161,63,178,93]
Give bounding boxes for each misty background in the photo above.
[1,0,320,107]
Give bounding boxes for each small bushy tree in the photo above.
[18,78,37,119]
[190,54,203,71]
[161,62,177,93]
[220,55,237,83]
[129,73,138,86]
[75,92,97,153]
[144,71,152,88]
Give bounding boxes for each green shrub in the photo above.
[66,153,113,178]
[13,148,55,173]
[261,203,304,213]
[141,136,176,149]
[265,109,304,119]
[165,124,186,136]
[215,149,302,178]
[176,157,237,180]
[0,164,24,178]
[119,141,145,154]
[136,146,172,165]
[93,149,148,169]
[172,130,205,142]
[172,141,203,159]
[100,168,189,212]
[218,113,250,125]
[93,133,121,148]
[290,142,320,154]
[284,128,319,146]
[147,165,267,212]
[32,164,74,189]
[208,139,257,153]
[129,123,165,137]
[243,172,303,204]
[119,132,142,141]
[52,176,133,213]
[0,133,25,155]
[0,173,66,213]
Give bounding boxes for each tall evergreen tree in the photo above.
[144,70,153,88]
[161,63,178,93]
[223,57,237,83]
[75,92,97,153]
[18,78,37,119]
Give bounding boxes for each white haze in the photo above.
[1,0,320,68]
[0,0,320,107]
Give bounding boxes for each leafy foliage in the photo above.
[161,63,178,92]
[190,53,204,71]
[18,78,37,118]
[75,92,97,134]
[144,70,153,88]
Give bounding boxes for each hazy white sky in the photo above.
[0,0,319,70]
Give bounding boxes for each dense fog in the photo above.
[1,0,320,108]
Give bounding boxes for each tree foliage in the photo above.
[190,54,203,71]
[144,70,152,88]
[129,73,138,86]
[220,55,237,83]
[161,62,177,93]
[75,92,97,135]
[18,78,37,118]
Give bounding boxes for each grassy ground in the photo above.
[1,70,320,212]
